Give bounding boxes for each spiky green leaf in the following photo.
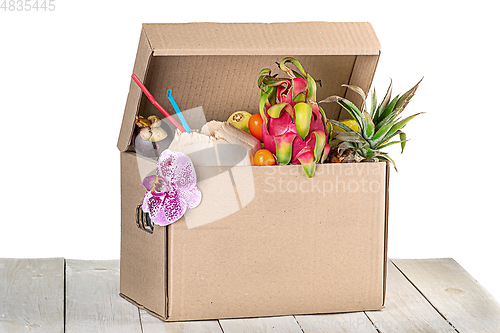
[378,139,410,150]
[370,121,394,148]
[337,141,357,155]
[382,112,424,143]
[362,111,375,139]
[370,88,378,118]
[336,99,363,128]
[399,132,407,153]
[376,95,400,129]
[335,131,368,144]
[377,153,398,172]
[319,95,342,104]
[327,119,353,133]
[394,77,423,114]
[374,80,392,124]
[343,84,366,111]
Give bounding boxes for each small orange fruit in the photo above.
[253,149,276,166]
[248,114,264,142]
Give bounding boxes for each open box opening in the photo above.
[117,22,388,322]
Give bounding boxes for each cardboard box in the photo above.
[118,22,387,322]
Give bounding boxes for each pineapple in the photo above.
[321,79,423,170]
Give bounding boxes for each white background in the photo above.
[1,0,499,302]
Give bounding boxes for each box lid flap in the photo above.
[117,22,381,152]
[143,22,380,56]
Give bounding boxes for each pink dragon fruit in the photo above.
[258,57,330,177]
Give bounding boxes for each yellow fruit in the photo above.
[227,111,252,134]
[332,119,359,133]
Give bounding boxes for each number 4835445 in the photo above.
[1,0,56,11]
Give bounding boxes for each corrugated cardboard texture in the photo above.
[143,22,380,56]
[117,28,153,152]
[120,152,167,318]
[166,163,387,321]
[119,22,387,321]
[117,22,381,152]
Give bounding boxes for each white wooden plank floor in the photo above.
[1,258,499,333]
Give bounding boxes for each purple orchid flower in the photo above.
[141,149,202,226]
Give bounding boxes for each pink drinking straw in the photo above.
[131,74,186,133]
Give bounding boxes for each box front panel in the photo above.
[167,162,387,321]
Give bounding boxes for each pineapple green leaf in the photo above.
[318,95,342,104]
[377,153,398,172]
[374,79,392,124]
[370,121,394,148]
[327,119,353,132]
[362,111,375,139]
[376,95,400,130]
[318,96,363,131]
[377,139,410,150]
[383,112,424,143]
[394,77,423,114]
[335,131,368,144]
[370,88,378,118]
[336,99,363,128]
[399,132,407,153]
[342,84,366,110]
[361,146,376,159]
[337,141,357,155]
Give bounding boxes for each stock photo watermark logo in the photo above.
[136,107,256,229]
[1,0,55,11]
[263,163,383,196]
[136,106,384,229]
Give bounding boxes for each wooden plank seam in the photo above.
[390,259,459,333]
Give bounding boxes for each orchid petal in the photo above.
[179,186,202,209]
[157,150,197,190]
[157,188,188,226]
[142,192,164,221]
[141,175,157,192]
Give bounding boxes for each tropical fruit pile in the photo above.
[225,57,422,176]
[133,57,422,178]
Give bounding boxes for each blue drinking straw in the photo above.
[166,89,192,134]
